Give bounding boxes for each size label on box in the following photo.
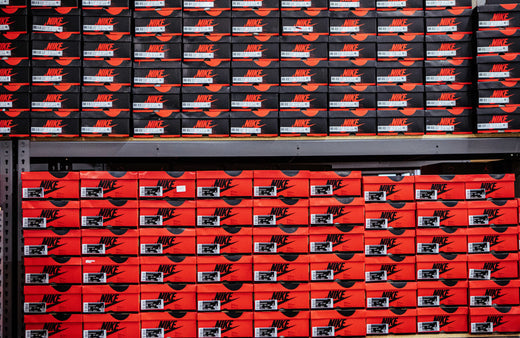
[33,50,63,57]
[83,272,106,283]
[427,100,456,107]
[231,127,262,134]
[82,244,105,255]
[26,273,49,284]
[183,77,213,84]
[23,187,44,198]
[330,26,359,33]
[418,216,440,227]
[198,244,220,255]
[367,324,389,335]
[479,72,510,79]
[83,0,111,5]
[135,77,165,84]
[331,76,360,83]
[233,51,262,58]
[330,125,359,132]
[82,216,104,227]
[32,76,62,82]
[378,51,407,57]
[365,270,387,282]
[134,102,163,109]
[280,101,310,108]
[479,97,509,104]
[83,25,114,31]
[426,76,456,82]
[184,26,214,33]
[311,298,333,309]
[83,76,114,83]
[81,127,112,133]
[233,27,263,33]
[377,76,406,83]
[83,302,105,313]
[141,243,163,254]
[427,26,457,33]
[365,244,387,256]
[135,127,165,134]
[281,51,310,58]
[254,215,276,226]
[378,125,408,132]
[255,271,276,282]
[367,297,389,308]
[199,271,220,282]
[471,322,493,333]
[469,215,489,226]
[427,50,456,57]
[330,1,359,7]
[32,101,62,108]
[418,295,439,307]
[378,100,407,107]
[233,76,263,83]
[478,122,508,130]
[24,302,47,313]
[280,127,310,133]
[141,299,164,310]
[0,100,12,107]
[470,295,492,306]
[417,243,439,254]
[281,0,311,6]
[330,101,359,108]
[378,26,408,33]
[135,52,165,59]
[365,191,386,202]
[330,51,359,58]
[199,300,221,311]
[184,1,214,6]
[81,187,103,198]
[231,100,261,107]
[23,217,47,228]
[426,0,454,5]
[25,245,48,256]
[0,76,12,82]
[83,101,112,108]
[311,214,333,225]
[135,0,165,6]
[255,328,276,338]
[233,0,262,6]
[479,21,509,28]
[283,26,313,33]
[255,299,277,311]
[478,46,508,53]
[312,327,335,337]
[310,241,333,253]
[198,215,221,226]
[183,102,212,108]
[418,321,440,333]
[142,271,164,282]
[416,189,437,200]
[310,185,333,196]
[311,269,334,281]
[418,269,439,280]
[182,127,212,134]
[136,26,165,33]
[377,0,405,6]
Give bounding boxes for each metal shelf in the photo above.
[28,136,520,158]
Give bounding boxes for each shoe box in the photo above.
[231,0,278,12]
[477,107,520,133]
[425,0,471,11]
[425,60,473,85]
[309,170,362,197]
[416,201,468,228]
[22,200,80,229]
[181,110,230,136]
[366,281,417,308]
[469,279,520,306]
[363,175,414,202]
[426,34,473,60]
[133,36,182,68]
[231,36,280,68]
[470,306,520,333]
[21,171,79,199]
[280,0,327,11]
[308,225,364,253]
[414,175,466,201]
[81,228,138,256]
[478,3,520,31]
[82,67,131,94]
[138,171,195,199]
[377,10,424,36]
[280,66,326,92]
[468,252,519,280]
[0,110,29,136]
[31,9,80,41]
[135,9,182,37]
[82,313,140,338]
[82,284,139,313]
[139,200,196,227]
[281,15,329,38]
[467,225,518,253]
[139,227,195,255]
[426,9,474,35]
[133,67,181,93]
[141,312,197,338]
[377,61,423,86]
[253,282,309,310]
[81,110,128,137]
[182,36,231,68]
[377,86,424,110]
[253,226,307,254]
[25,256,82,284]
[132,93,180,113]
[253,198,309,226]
[310,281,366,309]
[377,35,424,62]
[329,10,376,35]
[80,200,138,228]
[417,306,468,333]
[30,92,79,112]
[24,228,81,256]
[416,227,467,254]
[416,253,468,280]
[197,170,253,198]
[329,36,377,64]
[310,253,364,281]
[181,91,229,111]
[365,308,417,335]
[467,200,517,226]
[31,39,80,66]
[198,311,252,338]
[182,0,231,13]
[328,109,377,135]
[426,84,474,109]
[183,13,230,37]
[365,228,416,255]
[279,110,328,136]
[309,197,365,225]
[329,85,376,110]
[24,285,82,313]
[133,111,181,138]
[253,310,309,338]
[478,81,520,107]
[0,90,29,111]
[279,91,327,111]
[328,0,375,10]
[311,309,366,337]
[231,12,279,37]
[81,0,129,10]
[253,254,309,282]
[230,110,279,137]
[198,283,253,311]
[196,199,252,226]
[197,254,252,282]
[375,0,422,11]
[79,171,137,199]
[197,226,252,254]
[30,111,79,137]
[253,170,309,198]
[329,65,376,86]
[140,283,196,311]
[31,66,80,93]
[140,255,196,283]
[0,65,30,92]
[81,10,131,37]
[25,314,82,338]
[80,92,129,116]
[231,67,279,92]
[478,55,520,83]
[280,36,328,68]
[82,256,139,284]
[364,254,416,282]
[477,29,520,57]
[417,280,469,307]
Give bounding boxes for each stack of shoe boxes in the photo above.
[375,0,424,135]
[424,0,474,134]
[477,0,520,133]
[0,0,29,136]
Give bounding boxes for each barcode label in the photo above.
[311,298,333,309]
[83,302,105,313]
[365,270,387,282]
[330,1,360,7]
[471,322,493,333]
[479,20,509,28]
[83,25,114,31]
[310,185,333,196]
[330,26,359,33]
[254,186,276,197]
[82,244,105,255]
[197,186,220,198]
[135,52,165,59]
[31,127,62,134]
[255,299,277,311]
[478,46,508,53]
[198,244,220,255]
[331,76,361,83]
[367,297,389,308]
[24,302,47,313]
[469,215,489,226]
[426,76,456,82]
[183,52,214,59]
[281,127,311,133]
[416,189,437,200]
[182,77,213,84]
[182,127,212,134]
[312,326,335,337]
[377,76,406,83]
[233,26,263,33]
[479,72,510,79]
[468,242,490,253]
[377,0,405,6]
[233,76,263,83]
[378,125,408,132]
[137,128,166,134]
[426,0,454,5]
[254,271,276,282]
[23,218,46,228]
[32,76,63,82]
[283,26,313,32]
[470,295,492,306]
[135,0,165,6]
[280,101,310,108]
[133,102,163,109]
[32,25,62,32]
[311,214,333,225]
[140,186,163,197]
[280,51,310,58]
[329,102,359,108]
[329,51,360,58]
[136,26,165,33]
[83,273,106,284]
[310,242,333,253]
[24,245,48,256]
[141,271,164,282]
[418,321,440,333]
[23,188,44,199]
[26,330,49,338]
[81,127,112,133]
[82,101,112,108]
[254,215,276,226]
[231,127,262,134]
[427,25,457,32]
[233,0,262,6]
[141,299,164,310]
[199,300,221,311]
[478,123,509,130]
[83,76,113,83]
[470,269,491,280]
[365,191,386,202]
[83,330,106,338]
[232,52,263,58]
[417,243,439,254]
[418,296,440,307]
[199,271,221,282]
[418,216,440,228]
[33,50,63,57]
[281,76,312,83]
[134,77,165,84]
[254,328,276,338]
[365,245,387,256]
[466,188,486,200]
[426,124,455,132]
[378,51,407,57]
[254,242,277,253]
[184,26,214,33]
[378,26,408,32]
[365,218,388,229]
[141,243,163,254]
[312,270,334,281]
[281,0,311,6]
[26,273,49,284]
[184,1,214,6]
[417,269,439,280]
[81,187,103,198]
[197,216,220,226]
[142,328,164,338]
[427,50,457,57]
[367,324,389,334]
[378,100,407,107]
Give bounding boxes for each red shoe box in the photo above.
[82,313,140,338]
[254,282,309,311]
[416,227,467,254]
[467,200,518,226]
[366,281,417,308]
[464,174,515,200]
[80,200,138,228]
[140,255,196,283]
[82,284,139,313]
[253,310,309,338]
[468,252,519,280]
[417,306,468,333]
[416,253,468,280]
[363,175,414,202]
[139,200,196,227]
[197,283,253,311]
[365,255,416,282]
[23,229,80,256]
[425,34,473,60]
[25,314,82,338]
[82,256,139,284]
[311,309,366,337]
[81,228,138,256]
[22,200,79,229]
[310,281,365,309]
[310,253,365,281]
[140,283,196,311]
[414,175,466,200]
[196,199,252,226]
[253,254,309,282]
[469,279,520,306]
[308,226,364,253]
[229,110,279,137]
[279,110,328,137]
[467,225,518,254]
[197,254,252,282]
[253,226,307,254]
[364,228,416,255]
[309,197,365,225]
[328,109,377,135]
[416,201,468,228]
[426,9,473,35]
[309,171,362,197]
[24,256,81,284]
[198,311,252,338]
[79,171,138,199]
[253,170,309,198]
[478,4,520,31]
[141,312,197,338]
[139,227,195,255]
[197,226,252,254]
[24,285,82,313]
[364,202,416,229]
[417,280,469,307]
[21,171,79,199]
[138,171,195,199]
[365,308,417,335]
[197,170,253,198]
[253,199,309,226]
[470,306,520,333]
